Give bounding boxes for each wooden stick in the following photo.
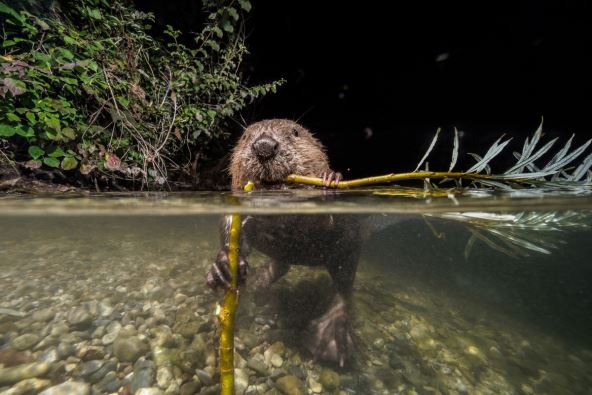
[285,171,494,188]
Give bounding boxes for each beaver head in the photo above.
[229,119,331,190]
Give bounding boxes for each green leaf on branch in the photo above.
[61,127,76,140]
[0,3,25,23]
[238,0,252,12]
[221,20,234,33]
[28,145,45,159]
[43,157,60,167]
[2,78,26,96]
[5,112,20,122]
[47,146,66,158]
[61,156,78,170]
[0,124,16,137]
[16,126,34,137]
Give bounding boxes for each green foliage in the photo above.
[0,0,282,187]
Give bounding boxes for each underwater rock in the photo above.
[134,387,164,395]
[247,356,269,376]
[195,369,214,386]
[49,323,69,337]
[179,380,202,395]
[286,365,306,380]
[31,308,55,323]
[113,336,149,363]
[77,359,116,383]
[151,345,179,369]
[0,322,18,334]
[247,384,270,394]
[130,359,155,394]
[38,381,90,395]
[238,331,260,350]
[101,331,118,345]
[155,366,173,389]
[0,378,51,395]
[307,376,322,394]
[66,308,93,329]
[95,371,121,393]
[198,384,220,395]
[77,345,105,361]
[174,293,187,304]
[270,354,283,368]
[235,368,249,395]
[38,348,59,364]
[91,325,105,339]
[275,375,305,395]
[105,321,122,334]
[56,342,75,359]
[319,368,340,392]
[173,321,202,338]
[118,324,138,338]
[11,334,40,351]
[0,351,33,367]
[0,362,50,385]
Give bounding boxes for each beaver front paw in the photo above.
[321,171,342,188]
[303,294,354,367]
[205,249,248,290]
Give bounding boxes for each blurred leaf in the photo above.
[43,157,60,167]
[28,145,45,159]
[16,126,34,137]
[221,20,234,33]
[0,3,25,22]
[47,146,66,158]
[61,156,78,170]
[61,127,76,139]
[5,112,20,122]
[238,0,252,12]
[0,124,16,137]
[2,78,26,96]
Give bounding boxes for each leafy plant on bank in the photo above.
[0,0,282,188]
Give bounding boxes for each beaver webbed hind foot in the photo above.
[303,293,354,368]
[206,249,248,290]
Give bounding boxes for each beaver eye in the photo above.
[292,128,299,137]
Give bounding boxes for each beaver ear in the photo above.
[292,128,299,137]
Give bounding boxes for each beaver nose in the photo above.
[252,136,279,160]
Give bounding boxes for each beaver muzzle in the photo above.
[252,136,279,160]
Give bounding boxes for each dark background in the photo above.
[142,0,592,178]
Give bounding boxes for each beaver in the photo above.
[206,119,360,367]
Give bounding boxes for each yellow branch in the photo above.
[218,212,242,394]
[218,181,253,395]
[285,171,494,188]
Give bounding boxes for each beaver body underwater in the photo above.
[206,119,361,367]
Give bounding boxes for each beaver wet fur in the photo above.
[228,118,335,190]
[206,119,360,367]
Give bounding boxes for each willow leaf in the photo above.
[521,119,543,160]
[448,127,459,172]
[543,138,592,173]
[570,152,592,181]
[414,127,441,172]
[464,233,477,260]
[506,138,557,175]
[468,228,518,258]
[545,134,574,168]
[466,136,512,173]
[484,228,552,254]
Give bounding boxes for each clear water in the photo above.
[1,190,591,395]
